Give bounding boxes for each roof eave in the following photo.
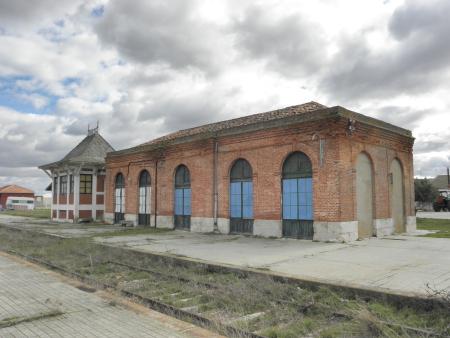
[107,105,414,159]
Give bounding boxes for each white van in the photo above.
[5,197,35,210]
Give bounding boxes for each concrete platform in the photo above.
[93,231,450,298]
[1,214,449,298]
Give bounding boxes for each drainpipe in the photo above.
[154,159,158,228]
[213,138,219,231]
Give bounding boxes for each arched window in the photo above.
[282,152,313,239]
[230,159,253,234]
[174,165,191,229]
[138,170,151,226]
[114,173,125,223]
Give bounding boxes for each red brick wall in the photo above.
[96,210,103,220]
[69,210,74,219]
[59,210,66,219]
[80,194,92,205]
[105,116,414,223]
[97,175,105,192]
[59,195,67,204]
[96,195,104,205]
[79,210,92,219]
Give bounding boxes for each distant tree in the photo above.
[415,178,438,203]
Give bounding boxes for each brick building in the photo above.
[39,127,114,222]
[104,102,416,242]
[0,185,35,209]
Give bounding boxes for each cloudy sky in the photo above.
[0,0,449,195]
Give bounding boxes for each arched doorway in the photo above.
[356,153,374,238]
[282,152,314,239]
[390,159,405,233]
[174,165,191,230]
[138,170,151,226]
[114,173,125,224]
[230,159,253,234]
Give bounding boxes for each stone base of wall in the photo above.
[406,216,416,233]
[253,219,282,238]
[374,218,394,236]
[313,221,358,242]
[124,213,137,226]
[191,217,215,233]
[104,212,114,224]
[156,215,174,229]
[51,218,74,224]
[217,218,229,234]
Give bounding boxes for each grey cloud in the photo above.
[321,0,450,101]
[64,120,90,136]
[414,155,450,178]
[232,6,325,77]
[373,106,430,130]
[95,0,226,74]
[0,0,82,29]
[138,95,224,134]
[414,141,449,154]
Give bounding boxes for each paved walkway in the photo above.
[0,253,222,338]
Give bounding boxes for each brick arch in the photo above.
[138,169,152,186]
[275,144,318,175]
[227,157,254,178]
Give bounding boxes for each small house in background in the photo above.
[39,126,114,222]
[0,185,35,210]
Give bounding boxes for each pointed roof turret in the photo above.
[39,128,114,170]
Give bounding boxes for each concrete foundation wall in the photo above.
[104,212,114,224]
[124,213,137,226]
[217,218,229,234]
[374,218,394,236]
[313,221,358,242]
[253,219,282,238]
[157,215,174,229]
[191,217,215,233]
[406,216,417,233]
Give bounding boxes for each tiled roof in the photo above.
[139,101,327,147]
[39,132,115,170]
[0,185,34,194]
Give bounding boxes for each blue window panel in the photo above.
[299,193,307,206]
[184,188,191,215]
[242,182,253,219]
[230,182,241,218]
[299,178,306,192]
[299,206,307,219]
[305,178,312,192]
[231,182,241,195]
[243,181,252,195]
[283,178,313,220]
[230,200,241,218]
[242,205,252,218]
[175,189,183,215]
